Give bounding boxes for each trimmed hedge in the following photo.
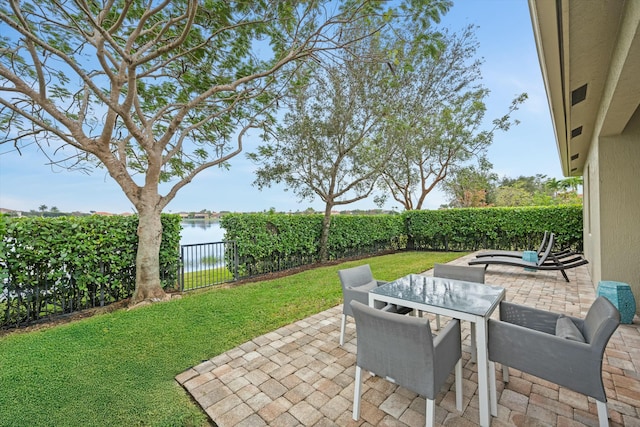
[221,213,404,276]
[327,214,405,258]
[1,205,582,327]
[0,214,181,327]
[222,205,583,276]
[404,205,583,252]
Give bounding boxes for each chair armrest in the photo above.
[434,319,462,387]
[499,301,561,334]
[343,287,369,304]
[488,318,607,400]
[343,287,387,315]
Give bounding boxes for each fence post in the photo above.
[179,245,185,292]
[232,241,239,282]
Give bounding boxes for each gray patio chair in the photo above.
[488,297,620,427]
[337,264,411,346]
[350,300,463,427]
[433,264,485,361]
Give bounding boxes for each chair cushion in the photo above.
[349,280,378,292]
[555,315,586,342]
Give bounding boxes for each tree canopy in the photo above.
[0,0,451,303]
[442,172,584,207]
[378,26,527,210]
[248,30,404,260]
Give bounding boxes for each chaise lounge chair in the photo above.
[475,231,575,260]
[468,233,588,282]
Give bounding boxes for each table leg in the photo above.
[470,323,477,363]
[476,319,491,427]
[489,361,498,416]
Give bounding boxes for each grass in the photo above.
[0,251,466,427]
[181,265,235,289]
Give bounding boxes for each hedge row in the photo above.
[404,205,583,252]
[220,213,405,276]
[1,205,582,327]
[0,214,181,327]
[222,205,583,275]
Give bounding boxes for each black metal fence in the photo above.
[178,241,239,291]
[2,239,390,328]
[177,239,400,291]
[0,263,176,329]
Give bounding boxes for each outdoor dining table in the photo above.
[369,273,506,427]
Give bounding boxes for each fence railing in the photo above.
[3,239,392,328]
[179,241,239,291]
[0,263,176,329]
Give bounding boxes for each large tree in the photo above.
[248,31,409,261]
[440,157,498,208]
[380,26,527,210]
[0,0,449,304]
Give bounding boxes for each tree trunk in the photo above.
[129,205,169,305]
[319,203,334,262]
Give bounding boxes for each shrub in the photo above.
[0,214,181,327]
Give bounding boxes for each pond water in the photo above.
[179,220,225,246]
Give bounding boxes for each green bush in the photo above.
[327,214,405,258]
[221,213,404,276]
[403,205,583,251]
[0,214,181,327]
[221,206,583,276]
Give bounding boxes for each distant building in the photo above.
[0,208,22,217]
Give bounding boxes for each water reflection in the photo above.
[179,221,228,272]
[180,220,224,246]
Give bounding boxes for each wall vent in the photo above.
[571,153,579,161]
[571,84,587,106]
[571,126,583,138]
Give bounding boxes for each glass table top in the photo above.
[371,273,505,317]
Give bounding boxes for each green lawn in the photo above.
[181,265,235,289]
[0,251,466,427]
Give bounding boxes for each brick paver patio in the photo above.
[176,253,640,426]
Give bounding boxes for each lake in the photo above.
[180,220,225,246]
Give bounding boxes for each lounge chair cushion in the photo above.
[555,315,586,342]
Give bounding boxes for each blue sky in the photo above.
[0,1,560,214]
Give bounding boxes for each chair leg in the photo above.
[426,398,435,427]
[596,400,609,427]
[435,314,441,330]
[353,366,362,420]
[502,364,509,382]
[455,359,463,411]
[340,314,347,346]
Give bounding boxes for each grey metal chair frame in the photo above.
[350,301,463,427]
[488,297,620,427]
[337,264,410,346]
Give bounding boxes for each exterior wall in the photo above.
[588,106,640,314]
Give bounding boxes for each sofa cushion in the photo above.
[555,315,586,342]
